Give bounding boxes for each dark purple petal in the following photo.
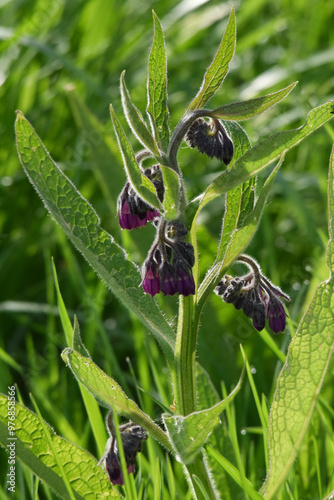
[106,451,124,485]
[127,464,135,474]
[142,267,160,296]
[161,271,178,296]
[267,299,286,334]
[119,200,159,230]
[176,268,195,296]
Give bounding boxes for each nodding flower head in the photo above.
[102,412,148,486]
[142,219,195,297]
[117,165,164,230]
[214,255,290,334]
[186,117,234,166]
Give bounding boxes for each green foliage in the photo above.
[0,394,120,499]
[262,146,334,499]
[1,0,334,499]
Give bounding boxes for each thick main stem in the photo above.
[174,294,196,416]
[173,296,218,499]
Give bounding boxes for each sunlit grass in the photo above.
[1,0,333,498]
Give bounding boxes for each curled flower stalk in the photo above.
[101,411,147,486]
[215,254,290,334]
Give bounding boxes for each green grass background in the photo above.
[1,0,334,498]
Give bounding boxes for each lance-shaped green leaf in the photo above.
[215,121,253,262]
[160,164,180,219]
[15,111,175,364]
[193,101,334,213]
[261,146,334,500]
[110,104,162,210]
[0,394,120,499]
[120,70,162,159]
[147,11,169,151]
[187,7,236,112]
[163,365,244,465]
[197,158,283,309]
[209,81,297,121]
[62,348,171,451]
[191,121,252,295]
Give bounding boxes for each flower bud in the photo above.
[186,117,234,165]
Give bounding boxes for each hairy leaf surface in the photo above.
[62,348,171,451]
[15,111,175,364]
[262,145,334,499]
[210,82,297,121]
[163,366,243,465]
[0,394,119,499]
[187,8,236,112]
[147,11,169,151]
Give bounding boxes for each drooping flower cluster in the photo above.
[186,117,234,166]
[101,411,148,486]
[141,219,195,297]
[117,164,195,297]
[214,255,290,334]
[117,165,164,230]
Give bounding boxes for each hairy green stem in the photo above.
[174,295,197,415]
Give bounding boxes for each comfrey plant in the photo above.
[12,8,334,500]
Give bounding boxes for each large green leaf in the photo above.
[0,394,119,499]
[62,348,171,451]
[147,11,169,151]
[120,71,161,159]
[15,111,175,365]
[163,366,243,465]
[261,146,334,499]
[210,82,297,121]
[187,7,236,112]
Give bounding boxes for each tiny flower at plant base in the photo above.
[186,117,234,165]
[117,165,164,230]
[214,254,290,334]
[101,411,148,486]
[142,219,195,297]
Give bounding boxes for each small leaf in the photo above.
[62,348,171,452]
[147,11,169,151]
[120,71,161,159]
[163,365,244,465]
[261,146,334,499]
[215,122,253,263]
[15,111,175,365]
[187,8,236,112]
[0,394,120,499]
[210,82,297,121]
[160,164,180,219]
[109,104,162,210]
